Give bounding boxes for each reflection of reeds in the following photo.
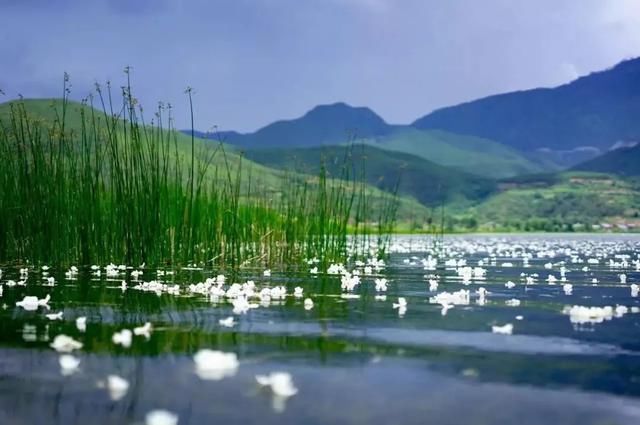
[0,77,396,267]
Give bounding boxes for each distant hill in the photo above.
[211,102,394,148]
[189,103,546,178]
[243,144,496,207]
[413,57,640,165]
[572,144,640,176]
[363,127,547,178]
[464,172,640,231]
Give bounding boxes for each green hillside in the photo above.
[457,172,640,232]
[572,144,640,176]
[0,98,431,222]
[244,144,496,207]
[363,128,548,178]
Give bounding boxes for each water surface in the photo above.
[1,234,639,424]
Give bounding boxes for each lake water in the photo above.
[1,234,639,425]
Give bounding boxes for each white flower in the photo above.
[51,334,83,353]
[46,311,63,321]
[491,323,513,335]
[392,297,407,308]
[256,372,298,397]
[304,298,314,310]
[219,316,236,327]
[193,349,239,381]
[112,329,133,348]
[106,375,129,401]
[256,372,298,412]
[263,269,271,277]
[428,279,438,291]
[134,322,153,339]
[59,354,80,376]
[76,316,87,332]
[16,294,50,311]
[563,284,573,295]
[293,287,304,298]
[374,278,388,292]
[146,410,179,425]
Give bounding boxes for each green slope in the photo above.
[363,128,548,178]
[0,98,431,222]
[572,144,640,176]
[459,172,640,231]
[243,144,497,207]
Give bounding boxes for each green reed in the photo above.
[0,77,397,268]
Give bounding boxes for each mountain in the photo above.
[413,57,640,165]
[215,102,394,148]
[243,144,496,207]
[572,143,640,176]
[362,127,548,178]
[191,103,545,178]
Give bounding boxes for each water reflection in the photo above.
[1,234,639,424]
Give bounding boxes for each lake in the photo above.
[1,234,639,425]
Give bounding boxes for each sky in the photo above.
[1,0,639,131]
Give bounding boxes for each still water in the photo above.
[1,234,639,425]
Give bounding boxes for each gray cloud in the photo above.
[1,0,639,130]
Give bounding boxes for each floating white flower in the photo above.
[564,305,615,325]
[193,349,239,381]
[134,322,153,339]
[232,296,251,315]
[374,278,388,292]
[46,311,63,321]
[505,281,516,289]
[631,284,639,297]
[256,372,298,412]
[428,279,438,291]
[293,287,304,298]
[491,323,513,335]
[16,294,50,311]
[76,316,87,332]
[112,329,133,348]
[304,298,314,310]
[146,410,179,425]
[263,269,271,277]
[106,375,129,401]
[563,284,573,295]
[392,297,407,316]
[256,371,298,396]
[59,354,80,376]
[505,298,520,307]
[218,316,234,327]
[51,334,83,352]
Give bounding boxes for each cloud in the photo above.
[1,0,639,130]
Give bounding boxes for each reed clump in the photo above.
[0,76,397,268]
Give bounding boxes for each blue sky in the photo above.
[1,0,639,131]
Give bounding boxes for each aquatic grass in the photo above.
[0,77,396,268]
